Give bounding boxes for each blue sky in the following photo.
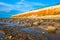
[0,0,60,18]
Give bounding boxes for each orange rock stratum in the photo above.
[11,5,60,19]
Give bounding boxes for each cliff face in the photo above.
[11,5,60,18]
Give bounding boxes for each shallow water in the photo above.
[0,19,60,40]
